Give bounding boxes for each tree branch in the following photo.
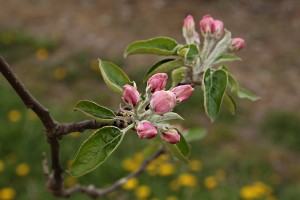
[1,55,161,199]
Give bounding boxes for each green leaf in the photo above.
[171,67,189,87]
[214,54,241,65]
[223,94,236,115]
[124,37,179,57]
[175,130,190,156]
[99,60,132,94]
[227,72,260,101]
[202,68,228,122]
[148,112,184,123]
[75,100,116,122]
[203,30,232,71]
[143,59,184,82]
[237,86,260,101]
[68,126,124,177]
[165,130,189,163]
[178,44,199,62]
[184,128,207,142]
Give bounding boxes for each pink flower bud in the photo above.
[123,84,140,106]
[150,90,176,115]
[199,15,215,35]
[171,85,195,103]
[147,73,168,92]
[161,128,180,144]
[231,38,245,51]
[213,20,224,37]
[183,15,195,38]
[136,120,158,139]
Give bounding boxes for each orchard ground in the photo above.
[0,0,300,199]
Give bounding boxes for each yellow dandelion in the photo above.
[158,163,176,176]
[54,67,67,80]
[189,160,202,172]
[65,176,77,187]
[0,187,16,200]
[204,176,217,189]
[122,178,138,190]
[8,110,21,122]
[15,163,30,176]
[0,160,5,172]
[90,59,99,72]
[166,195,178,200]
[240,182,273,200]
[135,185,151,199]
[178,173,197,187]
[69,132,81,138]
[122,158,139,172]
[215,169,226,181]
[35,48,48,61]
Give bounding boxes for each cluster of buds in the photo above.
[183,14,245,52]
[122,73,194,144]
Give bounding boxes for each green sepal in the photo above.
[68,126,124,177]
[124,37,179,57]
[99,60,132,94]
[202,68,228,122]
[147,112,184,123]
[74,100,116,122]
[143,59,184,82]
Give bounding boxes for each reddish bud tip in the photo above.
[123,84,140,106]
[136,120,158,139]
[171,85,195,103]
[200,15,215,35]
[161,128,181,144]
[150,90,176,115]
[231,38,245,51]
[147,73,168,92]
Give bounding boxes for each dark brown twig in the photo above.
[0,55,164,199]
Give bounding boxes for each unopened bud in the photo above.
[199,15,215,35]
[150,90,176,115]
[171,85,195,103]
[213,20,224,38]
[183,15,195,38]
[136,120,158,139]
[231,38,245,51]
[147,73,168,92]
[123,84,140,106]
[161,128,180,144]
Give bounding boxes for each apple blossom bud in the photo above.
[183,15,195,38]
[136,120,158,139]
[171,85,195,103]
[147,73,168,92]
[213,20,224,38]
[231,38,245,51]
[123,84,140,106]
[161,128,180,144]
[150,90,176,115]
[199,15,215,35]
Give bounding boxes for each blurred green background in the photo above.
[1,0,300,199]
